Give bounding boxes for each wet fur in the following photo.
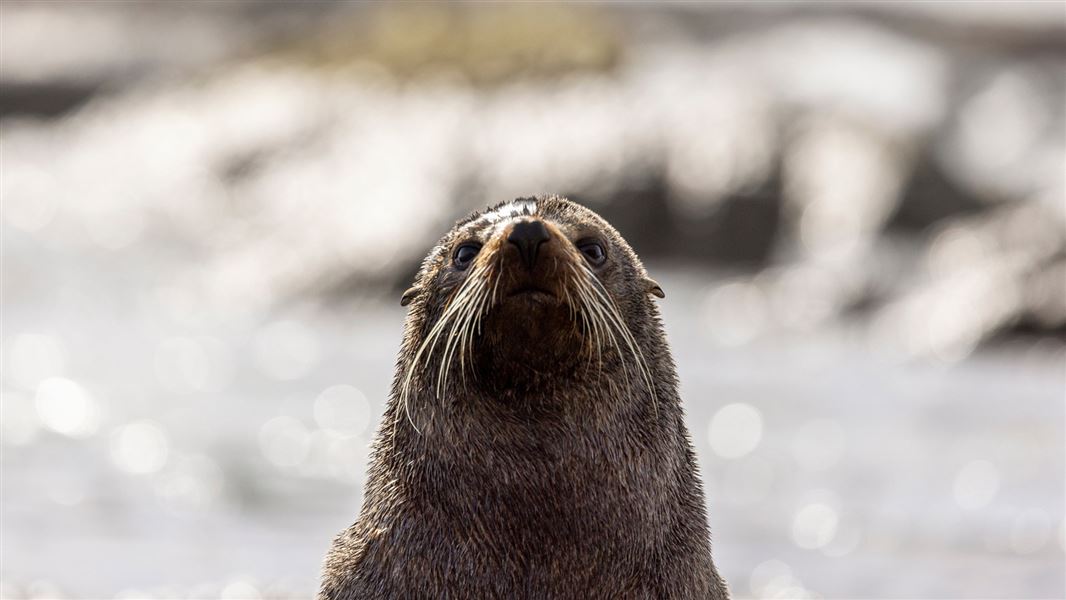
[319,195,730,599]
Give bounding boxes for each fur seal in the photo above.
[319,195,730,599]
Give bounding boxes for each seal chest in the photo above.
[319,195,730,599]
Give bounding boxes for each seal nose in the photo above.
[507,220,551,270]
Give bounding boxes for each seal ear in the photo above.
[400,285,420,307]
[644,278,665,299]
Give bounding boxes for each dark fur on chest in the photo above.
[320,392,724,599]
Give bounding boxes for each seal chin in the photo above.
[476,297,585,382]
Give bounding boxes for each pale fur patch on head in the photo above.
[470,198,539,228]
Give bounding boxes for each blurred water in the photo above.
[3,261,1063,598]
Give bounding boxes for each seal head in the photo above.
[398,196,664,411]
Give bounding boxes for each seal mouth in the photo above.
[507,285,556,300]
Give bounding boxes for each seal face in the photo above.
[320,195,730,599]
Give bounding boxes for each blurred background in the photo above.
[2,2,1064,598]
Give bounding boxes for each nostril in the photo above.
[507,220,550,270]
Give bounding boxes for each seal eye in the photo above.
[453,243,481,270]
[577,240,606,266]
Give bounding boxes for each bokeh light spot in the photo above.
[1010,508,1052,554]
[749,559,792,597]
[34,377,99,438]
[220,579,261,600]
[792,502,840,549]
[708,402,763,459]
[110,420,170,475]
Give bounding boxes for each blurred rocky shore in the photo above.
[4,2,1064,361]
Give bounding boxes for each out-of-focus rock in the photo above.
[2,3,1063,354]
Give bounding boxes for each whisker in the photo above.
[439,276,487,398]
[581,282,630,389]
[574,263,659,418]
[567,265,601,364]
[398,264,487,433]
[455,278,490,391]
[581,267,658,416]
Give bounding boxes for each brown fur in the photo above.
[319,195,730,599]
